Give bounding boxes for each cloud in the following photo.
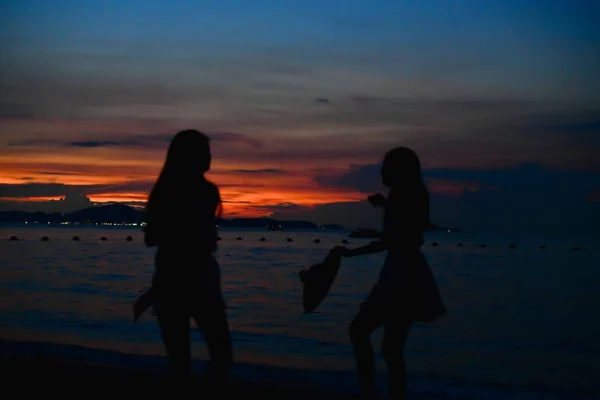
[0,193,94,213]
[228,168,287,174]
[69,140,139,148]
[314,164,383,193]
[269,200,381,229]
[6,130,263,151]
[0,194,146,213]
[297,163,600,233]
[0,183,98,198]
[315,162,600,195]
[95,200,147,209]
[7,137,150,149]
[38,171,89,176]
[89,180,155,195]
[218,183,266,189]
[209,132,263,149]
[0,180,155,199]
[2,92,599,173]
[8,138,65,148]
[251,202,308,213]
[222,200,253,204]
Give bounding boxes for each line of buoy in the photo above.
[7,236,136,241]
[7,236,326,243]
[3,236,586,251]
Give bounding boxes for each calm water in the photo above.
[1,224,599,398]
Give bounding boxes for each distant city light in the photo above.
[28,221,147,227]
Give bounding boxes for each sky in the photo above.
[1,0,599,233]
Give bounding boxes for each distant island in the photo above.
[0,204,461,233]
[347,223,458,238]
[0,203,347,230]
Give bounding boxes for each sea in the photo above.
[1,224,599,399]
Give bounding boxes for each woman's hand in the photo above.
[367,193,387,208]
[330,245,351,258]
[143,225,158,247]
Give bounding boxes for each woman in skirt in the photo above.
[335,147,447,399]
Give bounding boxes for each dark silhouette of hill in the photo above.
[69,204,144,223]
[0,210,64,223]
[320,223,345,230]
[0,204,345,229]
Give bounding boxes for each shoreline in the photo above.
[0,338,360,399]
[3,357,360,399]
[2,339,597,399]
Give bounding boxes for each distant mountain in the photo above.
[348,223,458,238]
[0,204,144,224]
[0,204,344,230]
[320,223,345,230]
[0,210,65,223]
[218,217,319,229]
[67,204,145,223]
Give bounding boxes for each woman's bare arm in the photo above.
[344,240,387,257]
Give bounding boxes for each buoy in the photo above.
[478,243,486,248]
[9,236,18,241]
[101,237,107,241]
[41,236,50,242]
[431,242,439,247]
[313,238,321,243]
[259,237,266,242]
[126,236,133,241]
[236,237,242,241]
[539,245,547,250]
[286,238,293,242]
[509,243,516,249]
[217,236,222,241]
[572,246,581,251]
[342,239,348,244]
[73,236,80,241]
[457,242,463,247]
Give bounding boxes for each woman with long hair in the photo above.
[144,129,232,383]
[335,147,446,399]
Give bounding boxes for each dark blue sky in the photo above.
[3,0,599,99]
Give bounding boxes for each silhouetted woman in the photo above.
[335,147,446,399]
[144,129,232,383]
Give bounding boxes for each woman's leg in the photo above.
[193,307,233,378]
[155,302,192,381]
[381,319,412,399]
[349,309,384,399]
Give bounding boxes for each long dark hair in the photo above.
[147,130,222,219]
[382,147,430,228]
[382,147,423,189]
